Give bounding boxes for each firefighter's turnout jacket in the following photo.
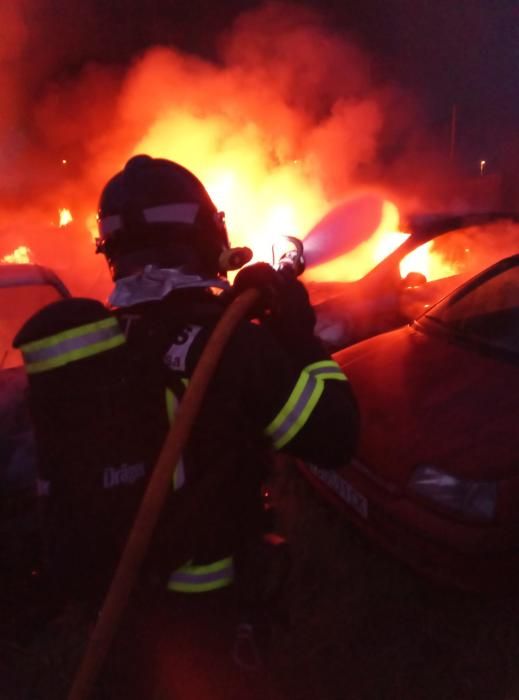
[14,285,358,604]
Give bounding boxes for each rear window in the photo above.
[0,284,64,369]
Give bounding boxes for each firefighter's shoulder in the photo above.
[14,297,117,347]
[13,297,127,377]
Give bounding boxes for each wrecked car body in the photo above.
[309,212,519,351]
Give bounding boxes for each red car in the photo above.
[300,254,519,592]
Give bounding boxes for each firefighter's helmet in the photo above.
[96,155,230,280]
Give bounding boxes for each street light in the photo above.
[480,159,486,176]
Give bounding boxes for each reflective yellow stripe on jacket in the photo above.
[168,556,234,593]
[19,317,125,374]
[165,379,234,593]
[265,360,347,450]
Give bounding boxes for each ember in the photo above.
[59,208,73,227]
[2,245,32,264]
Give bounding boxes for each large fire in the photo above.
[0,9,474,295]
[3,187,460,286]
[130,128,457,284]
[302,201,458,284]
[1,5,516,301]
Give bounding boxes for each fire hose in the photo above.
[67,287,260,700]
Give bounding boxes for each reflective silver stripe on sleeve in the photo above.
[306,360,347,382]
[266,372,324,450]
[168,557,234,593]
[169,566,232,587]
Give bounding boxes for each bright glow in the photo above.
[134,114,327,264]
[373,231,409,264]
[59,208,73,227]
[400,241,432,279]
[304,197,465,283]
[205,170,237,213]
[400,240,458,281]
[2,245,32,264]
[86,213,99,243]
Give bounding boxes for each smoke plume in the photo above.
[0,1,475,298]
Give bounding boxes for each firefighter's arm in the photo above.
[231,262,359,466]
[262,351,359,468]
[228,320,359,469]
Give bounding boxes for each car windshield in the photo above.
[424,259,519,355]
[0,284,63,369]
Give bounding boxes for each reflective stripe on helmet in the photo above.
[165,387,186,491]
[167,556,234,593]
[143,203,199,225]
[265,361,348,450]
[19,318,125,374]
[305,360,348,382]
[98,214,123,235]
[98,202,200,235]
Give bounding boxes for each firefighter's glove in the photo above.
[232,262,316,347]
[232,263,283,318]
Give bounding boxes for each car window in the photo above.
[0,284,63,369]
[425,261,519,354]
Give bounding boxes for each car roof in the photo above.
[402,211,519,242]
[0,263,70,298]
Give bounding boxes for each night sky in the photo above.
[31,0,518,170]
[7,0,519,176]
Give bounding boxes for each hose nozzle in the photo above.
[275,236,305,277]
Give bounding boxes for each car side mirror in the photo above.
[401,271,427,288]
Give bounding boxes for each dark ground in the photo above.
[3,463,519,699]
[269,463,519,700]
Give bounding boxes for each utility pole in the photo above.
[449,104,457,161]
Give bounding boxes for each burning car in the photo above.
[300,253,519,591]
[307,211,519,352]
[0,264,70,566]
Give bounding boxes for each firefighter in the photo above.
[14,155,358,696]
[94,154,358,589]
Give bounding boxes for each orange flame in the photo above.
[135,121,328,264]
[304,201,403,282]
[2,245,32,264]
[399,240,459,281]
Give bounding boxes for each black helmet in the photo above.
[96,155,230,280]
